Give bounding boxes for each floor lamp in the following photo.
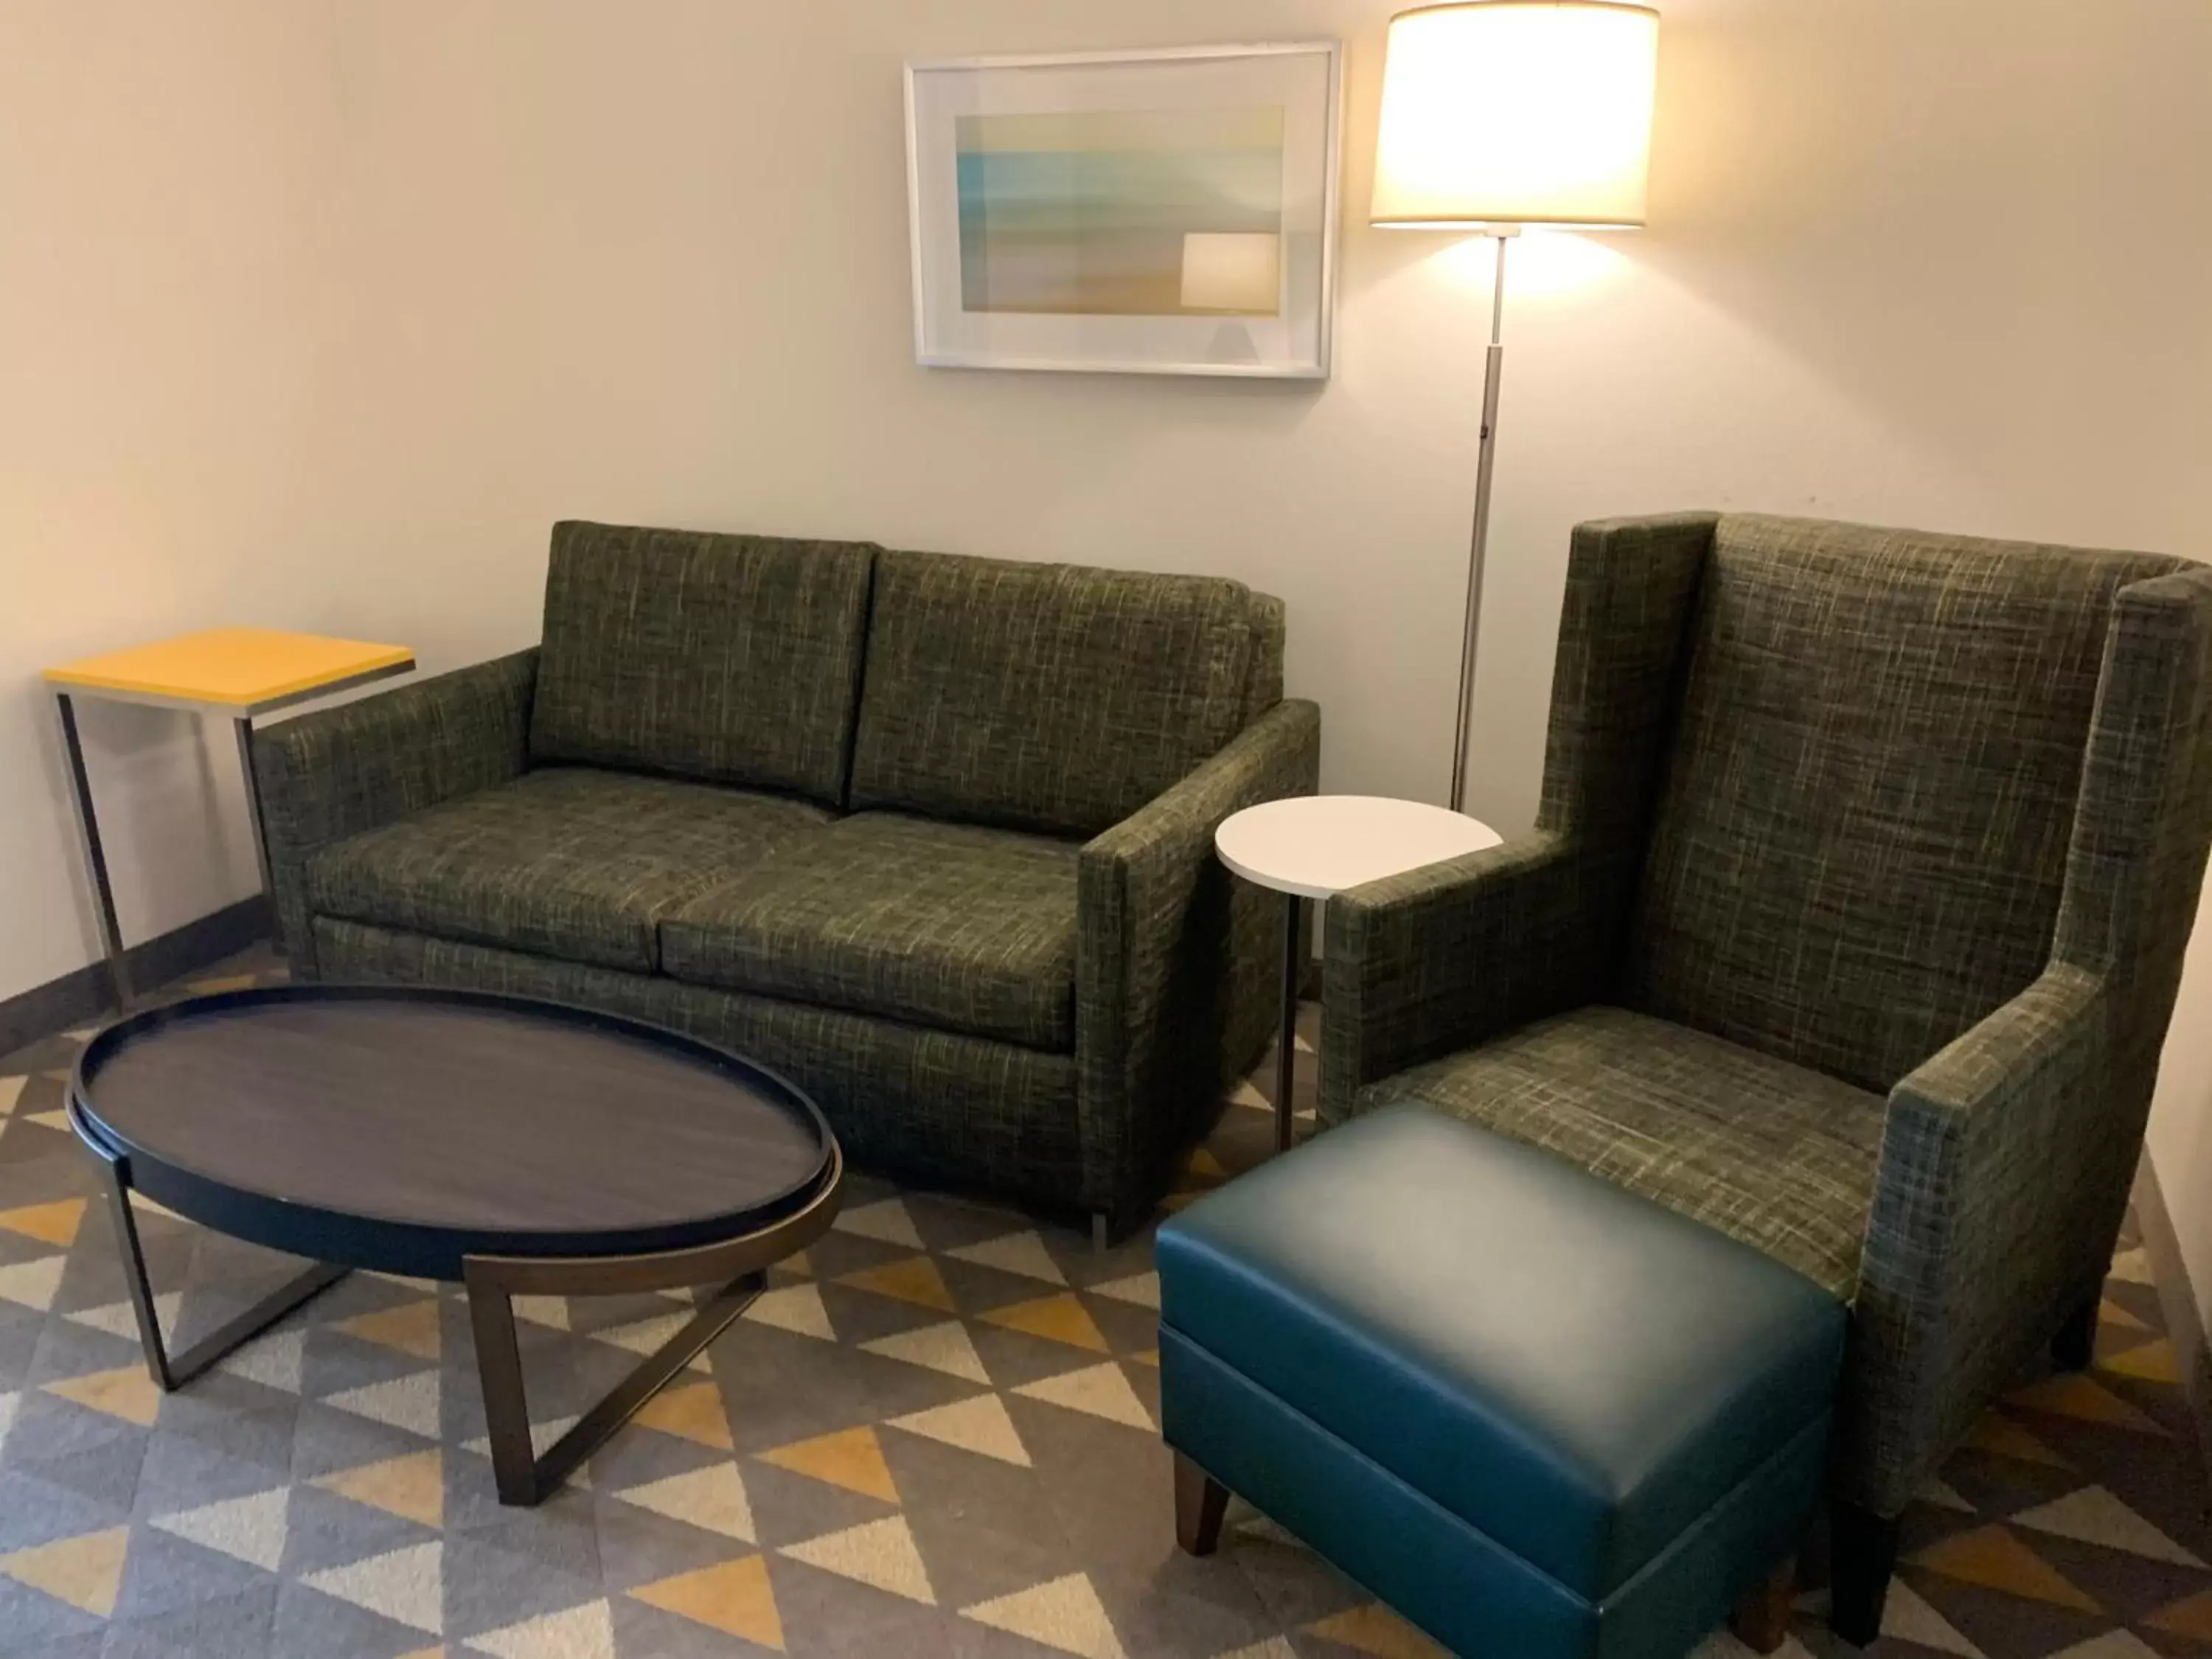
[1371,1,1660,813]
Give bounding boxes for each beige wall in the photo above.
[5,0,2211,1276]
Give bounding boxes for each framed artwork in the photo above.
[904,42,1343,380]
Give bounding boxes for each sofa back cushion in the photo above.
[530,521,877,804]
[849,550,1258,837]
[1627,512,2186,1093]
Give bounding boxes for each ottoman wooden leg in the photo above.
[1174,1451,1230,1556]
[1729,1556,1796,1655]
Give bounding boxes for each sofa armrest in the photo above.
[1077,698,1321,1220]
[251,649,538,975]
[1321,831,1614,1122]
[1843,963,2108,1515]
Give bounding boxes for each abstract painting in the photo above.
[956,107,1287,317]
[908,44,1340,377]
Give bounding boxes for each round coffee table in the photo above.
[67,984,842,1506]
[1216,796,1503,1150]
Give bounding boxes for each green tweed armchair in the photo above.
[253,521,1318,1234]
[1321,512,2212,1644]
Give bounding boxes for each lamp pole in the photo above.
[1447,228,1515,814]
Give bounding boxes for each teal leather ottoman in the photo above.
[1158,1105,1846,1659]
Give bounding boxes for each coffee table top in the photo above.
[1215,794,1503,901]
[69,985,837,1279]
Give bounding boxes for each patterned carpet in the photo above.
[2,948,2211,1659]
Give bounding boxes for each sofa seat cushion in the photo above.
[1359,1005,1887,1298]
[307,768,832,973]
[661,813,1080,1049]
[1158,1105,1847,1608]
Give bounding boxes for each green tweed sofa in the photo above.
[1321,512,2212,1644]
[252,521,1319,1232]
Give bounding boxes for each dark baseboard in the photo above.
[2130,1152,2212,1492]
[0,896,271,1057]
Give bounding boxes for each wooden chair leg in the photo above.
[1173,1450,1230,1556]
[1728,1555,1796,1655]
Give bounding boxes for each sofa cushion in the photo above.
[661,813,1080,1049]
[1630,513,2188,1093]
[307,768,832,973]
[1157,1105,1846,1604]
[529,521,877,804]
[848,549,1257,837]
[1357,1005,1888,1297]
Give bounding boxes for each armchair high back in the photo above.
[1323,512,2212,1641]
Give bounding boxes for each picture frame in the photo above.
[903,41,1343,380]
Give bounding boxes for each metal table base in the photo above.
[80,1116,844,1508]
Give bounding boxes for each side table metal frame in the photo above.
[1272,896,1305,1153]
[49,656,414,1009]
[1218,797,1505,1158]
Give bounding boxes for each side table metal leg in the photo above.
[55,691,133,1010]
[1276,894,1301,1152]
[233,717,279,943]
[90,1147,346,1390]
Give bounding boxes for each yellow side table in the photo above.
[46,627,415,1006]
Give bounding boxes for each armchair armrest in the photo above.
[251,649,538,975]
[1076,698,1321,1220]
[1320,830,1617,1122]
[1843,963,2108,1515]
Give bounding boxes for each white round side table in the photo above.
[1215,795,1503,1152]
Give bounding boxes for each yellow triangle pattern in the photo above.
[757,1426,900,1503]
[632,1554,784,1649]
[2099,1340,2181,1385]
[338,1300,442,1361]
[316,1450,445,1528]
[0,1526,131,1616]
[45,1366,162,1426]
[1911,1523,2101,1613]
[979,1293,1110,1353]
[630,1381,732,1450]
[2146,1588,2212,1642]
[1307,1603,1454,1659]
[1963,1412,2073,1468]
[0,1197,86,1248]
[2099,1298,2149,1332]
[837,1256,956,1312]
[2007,1372,2166,1434]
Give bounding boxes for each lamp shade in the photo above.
[1371,1,1659,229]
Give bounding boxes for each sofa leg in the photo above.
[1091,1213,1110,1254]
[1829,1502,1899,1647]
[2052,1293,2098,1371]
[1729,1556,1796,1655]
[1173,1451,1229,1556]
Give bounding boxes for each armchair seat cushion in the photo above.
[305,768,832,973]
[660,813,1081,1049]
[1358,1005,1887,1297]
